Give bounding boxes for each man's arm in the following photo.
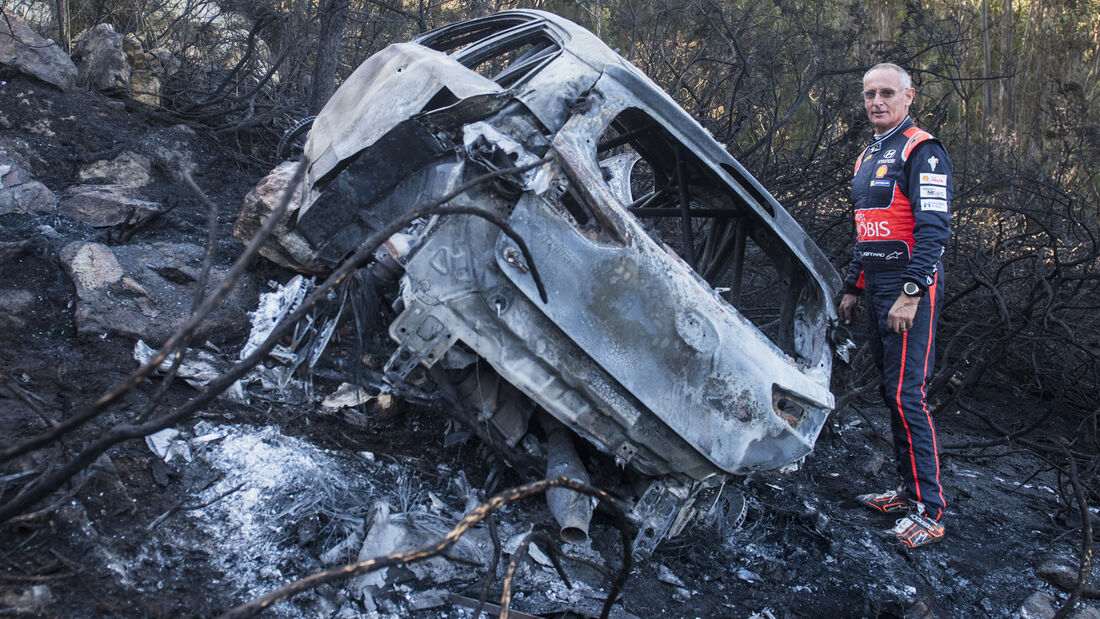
[902,140,952,291]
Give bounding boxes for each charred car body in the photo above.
[288,10,842,555]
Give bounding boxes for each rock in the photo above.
[0,154,57,215]
[141,125,196,178]
[4,4,54,30]
[1072,604,1100,619]
[72,24,130,92]
[861,450,886,475]
[0,289,35,329]
[234,161,326,274]
[0,584,52,612]
[407,589,448,611]
[58,184,160,227]
[1015,591,1056,619]
[123,35,164,106]
[78,151,153,188]
[1037,558,1100,598]
[0,240,34,262]
[0,14,77,91]
[657,564,685,587]
[59,241,257,345]
[736,567,763,583]
[61,242,123,290]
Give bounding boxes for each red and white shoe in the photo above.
[855,489,911,514]
[892,504,946,549]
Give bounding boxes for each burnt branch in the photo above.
[1053,442,1095,619]
[219,476,633,619]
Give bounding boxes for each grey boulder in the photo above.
[0,15,77,91]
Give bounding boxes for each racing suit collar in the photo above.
[872,116,913,142]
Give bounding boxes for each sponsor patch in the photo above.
[859,248,910,260]
[920,172,947,186]
[871,179,892,187]
[875,165,888,178]
[875,158,897,165]
[919,185,947,198]
[928,155,940,171]
[921,199,949,212]
[883,149,896,158]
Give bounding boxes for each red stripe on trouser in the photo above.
[894,332,921,503]
[921,278,944,519]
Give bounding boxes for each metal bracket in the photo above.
[384,300,458,379]
[628,479,696,560]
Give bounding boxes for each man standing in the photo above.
[839,63,951,549]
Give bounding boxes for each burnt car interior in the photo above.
[590,108,816,363]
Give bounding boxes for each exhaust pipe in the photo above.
[543,419,592,543]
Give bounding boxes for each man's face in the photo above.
[863,68,914,134]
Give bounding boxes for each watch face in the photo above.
[904,282,919,296]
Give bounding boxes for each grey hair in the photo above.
[863,63,912,90]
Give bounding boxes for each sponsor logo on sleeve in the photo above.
[928,156,939,171]
[919,185,947,198]
[875,165,888,178]
[921,199,949,212]
[920,172,947,186]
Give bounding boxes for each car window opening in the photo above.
[599,108,814,361]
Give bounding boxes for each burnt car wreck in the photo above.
[282,10,842,556]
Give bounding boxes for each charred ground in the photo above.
[0,72,1097,619]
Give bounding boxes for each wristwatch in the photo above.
[903,281,923,297]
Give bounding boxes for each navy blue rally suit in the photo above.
[845,116,951,520]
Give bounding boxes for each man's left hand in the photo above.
[887,294,920,334]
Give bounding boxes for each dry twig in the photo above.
[1054,442,1094,619]
[219,476,632,619]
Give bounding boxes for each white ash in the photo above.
[184,422,375,613]
[240,275,313,360]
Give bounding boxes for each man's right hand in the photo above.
[839,293,860,325]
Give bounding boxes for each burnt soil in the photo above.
[1,75,1097,618]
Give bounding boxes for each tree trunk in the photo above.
[308,0,350,114]
[53,0,69,53]
[1000,0,1014,128]
[981,0,993,129]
